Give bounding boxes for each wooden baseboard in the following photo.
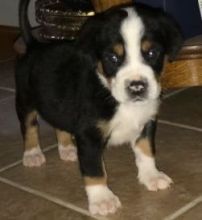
[0,25,20,60]
[0,25,19,33]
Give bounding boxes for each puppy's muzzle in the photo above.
[126,80,148,101]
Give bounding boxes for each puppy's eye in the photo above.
[111,54,118,63]
[106,53,121,65]
[147,48,160,59]
[102,52,122,77]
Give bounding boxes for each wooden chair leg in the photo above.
[162,58,202,89]
[91,0,132,12]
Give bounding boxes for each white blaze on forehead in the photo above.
[121,8,144,62]
[110,7,161,102]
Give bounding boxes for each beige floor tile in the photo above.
[0,90,13,101]
[176,200,202,220]
[1,124,202,220]
[160,87,202,128]
[0,182,94,220]
[0,61,15,89]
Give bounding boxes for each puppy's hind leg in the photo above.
[16,101,45,167]
[56,129,77,162]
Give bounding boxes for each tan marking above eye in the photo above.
[141,40,153,52]
[113,43,124,57]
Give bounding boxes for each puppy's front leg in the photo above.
[76,128,121,216]
[132,120,173,191]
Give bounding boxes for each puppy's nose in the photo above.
[127,80,147,97]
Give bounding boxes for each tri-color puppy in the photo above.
[16,0,183,216]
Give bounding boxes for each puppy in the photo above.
[16,0,183,216]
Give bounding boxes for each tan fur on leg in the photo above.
[23,111,45,167]
[132,137,173,191]
[56,129,77,162]
[84,161,121,216]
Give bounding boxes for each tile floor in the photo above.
[0,39,202,220]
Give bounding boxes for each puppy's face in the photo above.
[78,4,183,103]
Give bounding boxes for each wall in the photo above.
[0,0,37,27]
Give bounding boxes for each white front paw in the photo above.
[23,147,46,167]
[86,185,121,216]
[58,144,77,162]
[139,171,173,191]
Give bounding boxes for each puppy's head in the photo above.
[77,4,183,103]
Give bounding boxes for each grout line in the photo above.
[0,176,105,220]
[163,196,202,220]
[0,87,15,93]
[0,95,14,103]
[0,144,57,173]
[162,88,189,100]
[0,56,15,63]
[0,160,22,173]
[0,142,107,220]
[42,143,57,153]
[158,119,202,133]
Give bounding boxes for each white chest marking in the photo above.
[108,100,159,146]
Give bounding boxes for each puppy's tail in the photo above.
[19,0,34,46]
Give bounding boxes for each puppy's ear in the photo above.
[76,9,127,55]
[159,13,184,61]
[76,15,102,53]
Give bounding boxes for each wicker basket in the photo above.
[35,0,95,40]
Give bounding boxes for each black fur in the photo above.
[16,0,182,179]
[135,3,183,61]
[15,41,117,176]
[138,119,157,155]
